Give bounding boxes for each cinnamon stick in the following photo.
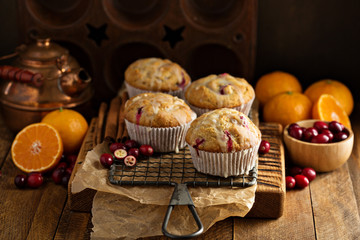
[116,91,129,142]
[95,102,108,145]
[104,96,122,142]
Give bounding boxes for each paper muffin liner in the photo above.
[125,82,188,99]
[125,119,194,153]
[187,141,260,178]
[185,96,255,117]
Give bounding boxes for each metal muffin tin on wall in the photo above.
[16,0,258,103]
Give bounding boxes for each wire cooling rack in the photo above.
[109,147,257,188]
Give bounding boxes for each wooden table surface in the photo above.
[1,105,360,240]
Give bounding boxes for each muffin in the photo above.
[185,108,261,177]
[184,73,255,116]
[124,92,196,152]
[124,58,191,98]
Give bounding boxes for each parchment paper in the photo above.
[72,142,257,239]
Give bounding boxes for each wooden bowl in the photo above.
[283,119,354,172]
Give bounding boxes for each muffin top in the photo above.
[184,73,255,109]
[125,58,191,92]
[185,108,261,153]
[124,92,196,127]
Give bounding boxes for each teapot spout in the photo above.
[59,68,91,97]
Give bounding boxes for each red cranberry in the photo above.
[52,168,65,184]
[289,127,303,140]
[311,133,330,143]
[321,129,334,142]
[258,140,270,154]
[286,176,296,190]
[294,175,309,189]
[328,121,344,133]
[313,121,328,132]
[334,131,348,142]
[66,155,78,165]
[14,174,27,188]
[303,127,318,142]
[302,168,316,182]
[128,148,140,158]
[27,173,44,188]
[109,142,126,153]
[139,145,154,156]
[124,155,137,167]
[100,153,114,168]
[61,172,71,186]
[56,162,68,170]
[124,139,138,149]
[288,123,300,133]
[289,166,302,177]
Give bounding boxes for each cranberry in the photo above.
[56,162,68,170]
[139,144,154,156]
[61,172,71,186]
[27,173,44,188]
[328,121,344,133]
[124,155,137,167]
[289,127,303,140]
[321,129,334,142]
[52,168,65,184]
[302,168,316,182]
[334,131,348,142]
[258,140,270,154]
[313,121,328,132]
[311,133,330,143]
[66,155,78,165]
[289,166,302,177]
[288,123,300,133]
[100,153,114,168]
[14,174,27,188]
[124,139,138,149]
[114,149,127,160]
[286,176,296,190]
[303,127,318,142]
[128,148,140,158]
[65,167,73,176]
[109,142,126,153]
[294,174,309,189]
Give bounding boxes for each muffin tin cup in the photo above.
[125,119,194,153]
[187,141,260,178]
[185,96,255,117]
[125,82,188,99]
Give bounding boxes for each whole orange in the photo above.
[255,71,302,107]
[41,108,88,154]
[263,91,312,127]
[304,79,353,115]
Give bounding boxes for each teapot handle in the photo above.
[0,65,43,87]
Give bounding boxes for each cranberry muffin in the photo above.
[185,108,261,177]
[124,92,196,152]
[125,58,191,98]
[184,73,255,116]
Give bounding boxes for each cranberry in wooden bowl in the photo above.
[283,119,353,172]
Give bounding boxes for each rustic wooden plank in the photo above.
[234,188,315,239]
[0,116,14,167]
[0,154,44,240]
[54,202,92,240]
[27,181,67,240]
[310,162,360,239]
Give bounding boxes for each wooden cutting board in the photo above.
[68,96,285,218]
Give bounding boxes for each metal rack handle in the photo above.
[162,183,204,238]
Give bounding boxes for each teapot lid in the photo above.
[18,38,69,64]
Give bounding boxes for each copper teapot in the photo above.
[0,37,93,132]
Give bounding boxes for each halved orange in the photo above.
[312,94,351,129]
[11,123,63,173]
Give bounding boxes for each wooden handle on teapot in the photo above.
[0,65,43,87]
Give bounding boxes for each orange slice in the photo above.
[312,94,351,129]
[11,123,63,173]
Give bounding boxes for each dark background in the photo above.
[1,0,359,103]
